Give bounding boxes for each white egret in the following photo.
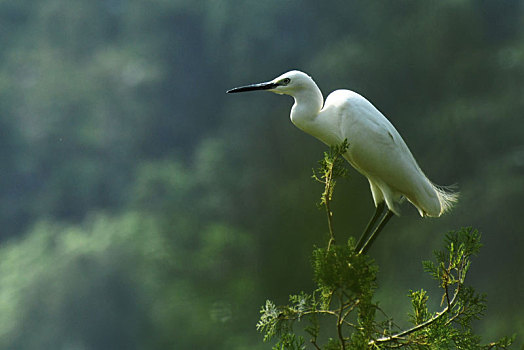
[227,70,457,253]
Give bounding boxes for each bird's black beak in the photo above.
[226,81,278,93]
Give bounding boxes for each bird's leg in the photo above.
[358,210,394,255]
[355,202,386,253]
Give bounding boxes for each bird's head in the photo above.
[227,70,314,97]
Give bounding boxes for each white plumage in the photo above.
[228,70,457,218]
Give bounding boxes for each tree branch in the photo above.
[324,160,336,250]
[370,283,461,346]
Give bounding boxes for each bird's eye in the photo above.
[281,78,291,85]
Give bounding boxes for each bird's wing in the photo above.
[343,102,419,188]
[325,90,438,212]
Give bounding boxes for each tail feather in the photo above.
[433,183,459,216]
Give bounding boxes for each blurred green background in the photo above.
[0,0,522,349]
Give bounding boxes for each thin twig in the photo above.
[311,339,322,350]
[443,269,452,309]
[337,292,347,350]
[370,283,461,345]
[301,309,340,318]
[341,299,360,323]
[443,309,462,327]
[444,256,454,309]
[296,309,357,329]
[324,159,336,250]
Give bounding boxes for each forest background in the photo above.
[0,1,522,349]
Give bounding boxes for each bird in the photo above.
[227,70,458,254]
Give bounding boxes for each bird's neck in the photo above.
[290,88,324,134]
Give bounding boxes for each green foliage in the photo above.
[394,228,514,349]
[259,227,515,349]
[257,143,515,349]
[312,243,376,297]
[312,139,349,206]
[312,140,349,248]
